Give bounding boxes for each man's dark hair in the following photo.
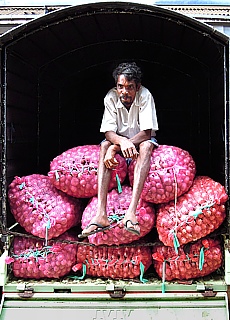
[112,62,142,85]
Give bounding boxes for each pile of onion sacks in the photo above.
[6,143,228,283]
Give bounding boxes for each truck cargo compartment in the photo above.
[0,1,229,318]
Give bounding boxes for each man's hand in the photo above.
[104,131,140,162]
[120,139,139,160]
[104,145,119,169]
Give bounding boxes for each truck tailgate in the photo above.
[1,291,229,320]
[1,276,229,320]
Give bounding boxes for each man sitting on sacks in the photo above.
[79,62,158,237]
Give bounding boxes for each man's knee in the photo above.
[100,140,111,151]
[139,140,154,155]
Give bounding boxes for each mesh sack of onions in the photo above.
[152,237,222,281]
[128,145,196,204]
[72,242,152,281]
[81,185,156,246]
[8,174,83,240]
[156,176,228,249]
[5,233,77,279]
[48,145,127,198]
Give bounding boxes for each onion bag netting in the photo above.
[6,233,77,279]
[48,145,127,198]
[152,238,222,281]
[156,176,228,249]
[8,174,83,240]
[81,185,156,246]
[72,243,152,281]
[128,145,196,204]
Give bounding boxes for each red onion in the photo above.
[128,145,196,204]
[81,185,156,246]
[8,174,83,239]
[48,145,127,198]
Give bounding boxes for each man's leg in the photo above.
[123,140,154,234]
[80,140,112,236]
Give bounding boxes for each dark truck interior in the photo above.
[0,2,229,231]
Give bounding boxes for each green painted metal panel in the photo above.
[1,293,229,320]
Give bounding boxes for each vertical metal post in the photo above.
[0,45,8,247]
[224,42,230,235]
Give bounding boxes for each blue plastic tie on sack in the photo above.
[173,231,180,254]
[191,208,203,218]
[45,217,51,246]
[19,182,25,190]
[199,246,205,270]
[191,202,215,219]
[161,260,166,294]
[116,173,122,194]
[108,214,124,223]
[77,263,86,280]
[68,263,87,280]
[139,261,148,283]
[12,246,53,262]
[29,196,35,205]
[46,218,51,230]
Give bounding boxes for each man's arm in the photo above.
[105,131,138,159]
[105,129,151,159]
[129,129,152,146]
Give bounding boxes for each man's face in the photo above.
[116,74,140,109]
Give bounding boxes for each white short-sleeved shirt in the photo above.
[100,85,158,138]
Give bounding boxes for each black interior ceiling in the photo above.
[0,2,228,185]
